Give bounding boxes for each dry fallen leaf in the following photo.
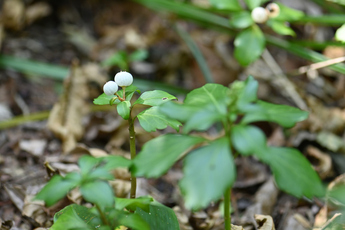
[47,63,106,153]
[24,2,51,25]
[255,214,275,230]
[19,139,47,157]
[240,177,279,225]
[1,0,25,30]
[306,146,333,179]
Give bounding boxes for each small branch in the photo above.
[297,56,345,75]
[123,87,126,100]
[128,115,137,199]
[224,188,231,230]
[261,49,308,110]
[115,93,125,102]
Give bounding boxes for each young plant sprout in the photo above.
[103,81,118,96]
[251,6,268,24]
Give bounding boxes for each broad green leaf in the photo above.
[51,204,99,230]
[134,90,176,106]
[117,101,131,120]
[180,138,236,210]
[229,11,254,29]
[79,155,101,175]
[93,93,118,105]
[235,76,258,108]
[117,212,151,230]
[132,134,205,178]
[86,168,114,181]
[234,25,265,66]
[159,101,198,122]
[136,201,179,230]
[240,100,309,128]
[35,173,81,207]
[275,3,304,21]
[262,147,325,198]
[183,104,227,133]
[335,24,345,42]
[115,196,154,212]
[53,204,101,228]
[231,125,267,156]
[102,155,132,171]
[209,0,242,11]
[160,84,230,133]
[80,180,115,209]
[267,20,296,36]
[328,185,345,206]
[129,49,148,62]
[137,106,181,132]
[184,83,230,106]
[244,0,268,10]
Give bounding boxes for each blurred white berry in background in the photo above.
[251,7,268,24]
[103,81,119,96]
[266,3,280,18]
[114,71,133,87]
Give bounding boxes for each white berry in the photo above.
[114,71,133,87]
[103,81,118,96]
[251,7,268,24]
[266,3,280,18]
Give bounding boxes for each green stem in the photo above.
[96,204,110,226]
[128,115,137,199]
[224,188,231,230]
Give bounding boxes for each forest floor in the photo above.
[1,0,345,229]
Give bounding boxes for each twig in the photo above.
[261,49,308,110]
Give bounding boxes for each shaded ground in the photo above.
[1,0,345,229]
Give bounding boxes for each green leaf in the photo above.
[209,0,242,11]
[335,24,345,42]
[229,11,254,29]
[262,147,325,198]
[80,180,115,209]
[117,211,151,230]
[240,100,309,128]
[101,155,132,171]
[137,106,181,132]
[231,125,325,198]
[234,25,265,66]
[94,93,118,105]
[129,49,148,62]
[180,138,236,210]
[101,51,128,70]
[235,76,259,108]
[134,90,176,106]
[87,168,114,181]
[267,19,296,36]
[136,201,179,230]
[231,125,267,157]
[117,101,131,120]
[115,196,154,212]
[244,0,268,10]
[275,3,304,21]
[79,155,101,175]
[160,84,230,133]
[132,134,205,178]
[35,173,81,207]
[52,204,99,230]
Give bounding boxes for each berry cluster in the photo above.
[103,71,134,96]
[251,3,280,24]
